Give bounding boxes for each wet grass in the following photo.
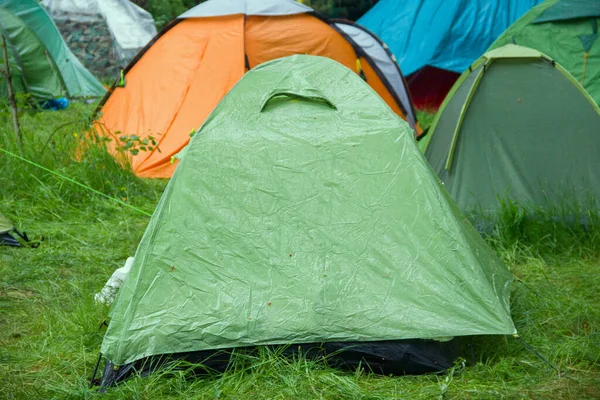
[1,104,599,399]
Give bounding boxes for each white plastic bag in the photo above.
[95,256,134,305]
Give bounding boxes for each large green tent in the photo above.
[489,0,600,106]
[0,0,105,100]
[99,55,515,385]
[421,44,600,217]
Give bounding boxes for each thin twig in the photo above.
[1,34,23,155]
[38,119,81,159]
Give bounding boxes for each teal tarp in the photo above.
[358,0,542,76]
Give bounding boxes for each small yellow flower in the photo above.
[122,197,127,202]
[73,132,78,137]
[120,187,126,191]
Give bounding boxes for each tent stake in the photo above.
[1,34,23,155]
[90,352,103,388]
[513,334,559,373]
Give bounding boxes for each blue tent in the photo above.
[358,0,542,108]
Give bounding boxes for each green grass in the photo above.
[416,109,436,132]
[1,104,599,399]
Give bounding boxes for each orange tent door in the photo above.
[98,16,245,178]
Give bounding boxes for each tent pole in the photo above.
[1,34,22,155]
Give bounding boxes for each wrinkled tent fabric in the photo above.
[100,55,515,373]
[489,0,600,107]
[358,0,542,109]
[94,0,419,179]
[422,44,600,217]
[0,7,64,100]
[532,0,600,22]
[42,0,157,67]
[0,0,105,99]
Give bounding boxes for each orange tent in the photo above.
[95,0,420,178]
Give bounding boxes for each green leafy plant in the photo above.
[13,91,35,111]
[117,133,160,156]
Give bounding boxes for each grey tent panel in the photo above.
[43,0,158,67]
[334,21,417,130]
[179,0,311,18]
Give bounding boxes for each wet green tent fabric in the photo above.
[490,0,600,106]
[0,7,63,99]
[0,0,105,99]
[0,212,13,234]
[423,44,600,216]
[101,55,515,367]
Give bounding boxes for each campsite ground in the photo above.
[1,105,599,399]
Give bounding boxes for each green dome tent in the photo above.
[0,0,105,100]
[421,44,600,218]
[489,0,600,106]
[99,55,515,386]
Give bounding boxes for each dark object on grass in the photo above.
[97,339,462,388]
[0,212,41,248]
